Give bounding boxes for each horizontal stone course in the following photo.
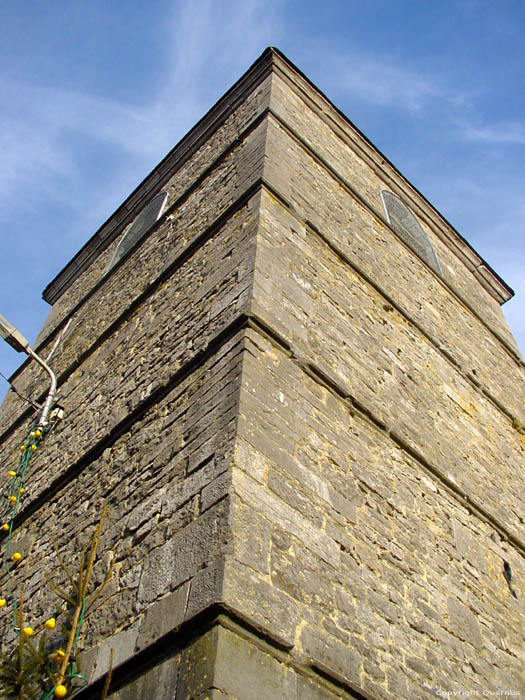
[262,120,524,418]
[229,327,524,694]
[34,74,273,340]
[0,327,245,661]
[252,188,525,538]
[0,197,259,515]
[1,49,523,699]
[269,73,518,350]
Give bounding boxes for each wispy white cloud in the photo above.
[456,119,525,144]
[327,52,471,114]
[0,0,285,221]
[166,0,282,78]
[0,0,287,383]
[0,81,148,213]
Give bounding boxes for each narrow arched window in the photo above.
[381,191,442,276]
[105,191,168,275]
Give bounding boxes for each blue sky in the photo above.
[1,0,524,390]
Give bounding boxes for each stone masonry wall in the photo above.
[229,326,524,698]
[106,618,356,700]
[31,71,273,349]
[1,75,271,431]
[252,188,525,538]
[0,60,275,694]
[0,185,262,693]
[268,68,520,354]
[214,73,524,697]
[1,50,523,699]
[0,187,260,506]
[262,113,525,425]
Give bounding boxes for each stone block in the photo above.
[231,467,340,569]
[91,622,141,682]
[447,597,483,648]
[137,539,176,606]
[184,558,225,620]
[300,624,362,688]
[175,626,218,700]
[109,650,182,700]
[223,559,298,649]
[137,582,190,651]
[201,470,231,512]
[213,625,297,700]
[267,469,324,528]
[295,674,341,700]
[125,488,165,533]
[232,501,271,575]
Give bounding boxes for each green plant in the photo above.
[0,511,113,699]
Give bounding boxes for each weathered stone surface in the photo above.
[252,189,525,535]
[231,499,271,576]
[0,48,523,700]
[175,627,218,700]
[136,583,190,651]
[222,557,299,650]
[268,71,520,355]
[91,622,140,682]
[231,328,525,693]
[108,652,181,700]
[300,624,362,688]
[106,626,219,700]
[213,625,298,700]
[447,597,483,648]
[184,558,225,621]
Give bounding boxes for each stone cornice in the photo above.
[268,48,513,305]
[43,47,513,307]
[42,48,277,305]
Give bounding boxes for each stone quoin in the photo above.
[0,48,524,699]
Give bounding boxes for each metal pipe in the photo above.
[25,347,57,427]
[0,314,57,427]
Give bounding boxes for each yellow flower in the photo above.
[45,617,56,630]
[19,445,26,452]
[53,649,65,663]
[23,626,33,636]
[8,470,16,478]
[0,598,6,607]
[11,552,22,562]
[54,685,67,698]
[30,444,37,452]
[8,496,17,503]
[1,524,9,531]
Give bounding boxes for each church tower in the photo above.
[1,48,523,699]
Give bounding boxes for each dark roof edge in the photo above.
[43,46,513,306]
[42,47,277,305]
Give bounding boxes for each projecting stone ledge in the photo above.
[79,611,372,700]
